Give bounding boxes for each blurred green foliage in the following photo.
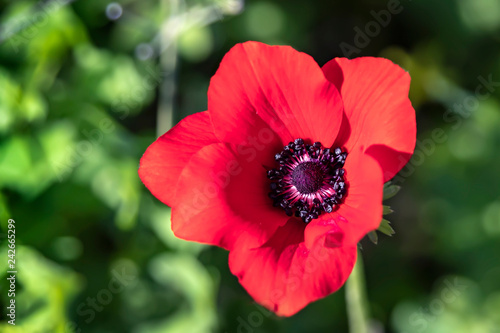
[0,0,499,332]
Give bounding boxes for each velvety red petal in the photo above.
[305,147,384,247]
[171,142,288,251]
[229,218,357,316]
[322,57,416,181]
[209,41,343,148]
[138,111,217,207]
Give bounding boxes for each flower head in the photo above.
[139,41,416,316]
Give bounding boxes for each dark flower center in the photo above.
[267,138,348,223]
[291,162,325,194]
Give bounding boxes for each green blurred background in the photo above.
[0,0,499,332]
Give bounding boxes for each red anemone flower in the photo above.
[139,41,416,316]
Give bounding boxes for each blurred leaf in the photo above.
[368,231,378,245]
[0,192,11,227]
[378,219,395,237]
[383,183,401,200]
[140,253,218,333]
[0,70,47,133]
[0,135,32,187]
[383,205,394,215]
[87,158,141,230]
[0,246,82,332]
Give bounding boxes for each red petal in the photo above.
[209,41,343,148]
[322,57,416,181]
[138,111,217,207]
[229,218,357,316]
[305,147,384,246]
[171,142,288,250]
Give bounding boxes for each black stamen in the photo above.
[267,139,348,223]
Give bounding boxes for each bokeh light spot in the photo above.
[52,237,83,261]
[448,124,487,161]
[458,0,500,32]
[218,0,245,15]
[135,43,154,60]
[244,2,285,39]
[178,26,213,62]
[106,3,123,21]
[482,201,500,236]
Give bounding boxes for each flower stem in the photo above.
[345,249,370,333]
